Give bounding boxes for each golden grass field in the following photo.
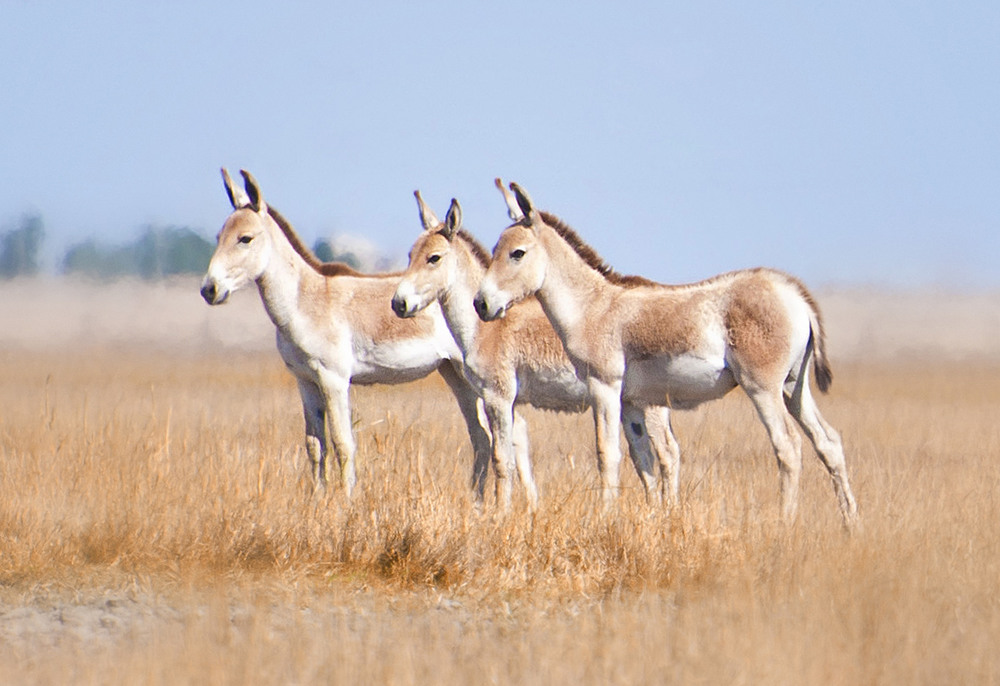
[1,279,999,684]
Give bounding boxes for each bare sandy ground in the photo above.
[1,277,998,361]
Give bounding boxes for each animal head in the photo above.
[474,181,548,322]
[200,168,276,305]
[391,191,463,318]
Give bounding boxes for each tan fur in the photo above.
[723,273,793,382]
[203,171,492,498]
[395,205,675,507]
[476,185,857,524]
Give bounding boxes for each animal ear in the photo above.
[222,167,251,209]
[495,177,524,222]
[414,190,440,231]
[240,170,267,214]
[442,199,462,241]
[510,182,538,224]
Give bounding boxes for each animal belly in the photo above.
[351,339,444,385]
[516,367,591,413]
[624,355,736,409]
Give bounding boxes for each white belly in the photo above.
[516,365,591,413]
[350,337,446,385]
[623,353,736,409]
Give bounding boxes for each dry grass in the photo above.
[1,346,999,684]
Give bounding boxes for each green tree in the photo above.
[0,213,44,278]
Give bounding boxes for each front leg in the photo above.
[437,362,493,501]
[512,411,539,510]
[296,379,328,487]
[643,405,681,507]
[482,394,516,510]
[588,378,624,509]
[317,372,357,497]
[621,402,660,504]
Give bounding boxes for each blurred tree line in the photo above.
[62,225,214,280]
[0,213,44,278]
[0,213,368,280]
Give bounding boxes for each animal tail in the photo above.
[808,300,833,394]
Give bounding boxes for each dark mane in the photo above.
[266,206,365,277]
[445,228,491,269]
[538,211,658,288]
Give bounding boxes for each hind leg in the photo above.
[745,387,804,522]
[785,375,858,524]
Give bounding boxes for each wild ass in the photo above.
[201,169,492,497]
[391,187,678,508]
[474,183,858,524]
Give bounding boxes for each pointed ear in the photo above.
[510,182,538,224]
[414,190,440,231]
[495,177,524,222]
[222,167,251,209]
[442,199,462,241]
[240,170,267,214]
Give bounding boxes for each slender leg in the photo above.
[745,387,803,522]
[512,411,539,510]
[437,363,493,501]
[483,396,516,510]
[588,379,625,509]
[320,375,357,497]
[644,405,681,507]
[784,374,858,525]
[621,402,660,504]
[296,379,328,487]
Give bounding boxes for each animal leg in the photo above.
[483,396,516,510]
[321,375,357,497]
[438,363,493,501]
[746,387,803,522]
[512,411,539,510]
[621,403,660,504]
[644,405,681,507]
[296,380,328,487]
[784,375,859,525]
[589,379,625,509]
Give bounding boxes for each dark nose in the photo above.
[473,295,488,321]
[201,282,217,304]
[391,296,408,318]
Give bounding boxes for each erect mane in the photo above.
[446,228,491,269]
[538,211,658,288]
[266,206,365,278]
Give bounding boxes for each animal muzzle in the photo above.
[390,295,412,318]
[200,278,229,305]
[473,294,505,322]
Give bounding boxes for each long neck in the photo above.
[255,222,320,331]
[439,242,487,355]
[533,225,617,344]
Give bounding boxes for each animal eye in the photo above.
[238,235,254,244]
[510,249,526,260]
[427,254,441,264]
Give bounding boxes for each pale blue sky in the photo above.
[1,1,998,287]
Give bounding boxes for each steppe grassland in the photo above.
[1,345,999,684]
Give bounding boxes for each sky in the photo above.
[1,1,998,288]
